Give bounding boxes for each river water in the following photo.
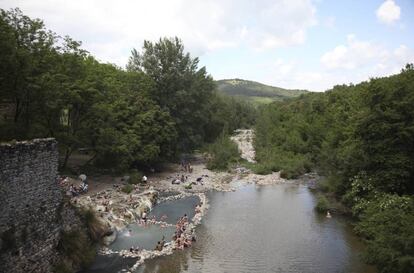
[135,184,376,273]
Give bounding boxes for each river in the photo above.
[135,183,376,273]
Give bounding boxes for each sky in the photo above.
[1,0,413,91]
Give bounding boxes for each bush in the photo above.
[206,134,240,170]
[122,184,134,194]
[81,209,108,242]
[315,194,330,213]
[355,194,414,273]
[251,163,273,175]
[58,230,96,269]
[128,169,143,185]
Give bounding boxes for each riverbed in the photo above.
[135,184,376,273]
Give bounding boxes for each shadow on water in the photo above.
[78,254,138,273]
[136,184,377,273]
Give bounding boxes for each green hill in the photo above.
[216,79,309,103]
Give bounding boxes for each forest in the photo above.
[0,8,256,172]
[254,65,414,273]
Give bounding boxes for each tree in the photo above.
[127,37,215,151]
[0,8,57,139]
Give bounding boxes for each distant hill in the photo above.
[216,79,309,103]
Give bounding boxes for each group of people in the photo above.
[172,173,189,185]
[68,182,88,196]
[181,161,193,173]
[59,175,89,197]
[172,214,196,250]
[195,203,202,214]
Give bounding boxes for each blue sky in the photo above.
[1,0,413,91]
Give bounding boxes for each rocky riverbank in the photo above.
[71,129,291,272]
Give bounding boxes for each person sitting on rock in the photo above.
[80,181,88,193]
[155,241,163,251]
[183,238,192,248]
[141,211,147,224]
[69,184,78,196]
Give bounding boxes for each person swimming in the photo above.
[125,229,132,237]
[326,210,332,218]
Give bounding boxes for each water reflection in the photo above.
[137,184,376,273]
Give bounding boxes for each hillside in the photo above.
[216,79,309,103]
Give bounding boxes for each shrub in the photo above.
[58,230,96,269]
[122,184,134,194]
[251,163,273,175]
[128,169,143,185]
[81,209,108,242]
[355,194,414,273]
[315,194,330,213]
[207,134,240,170]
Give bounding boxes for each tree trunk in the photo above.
[61,146,72,170]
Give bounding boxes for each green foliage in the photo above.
[80,208,107,242]
[206,134,241,170]
[58,230,96,269]
[355,194,414,273]
[254,64,414,270]
[128,37,214,151]
[0,9,256,172]
[315,195,330,213]
[122,184,134,194]
[128,169,143,185]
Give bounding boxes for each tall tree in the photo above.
[127,37,215,151]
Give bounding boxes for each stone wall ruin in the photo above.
[0,138,62,273]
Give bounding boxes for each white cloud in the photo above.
[376,0,401,25]
[259,37,414,91]
[320,35,413,74]
[315,35,413,90]
[0,0,317,65]
[321,34,388,70]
